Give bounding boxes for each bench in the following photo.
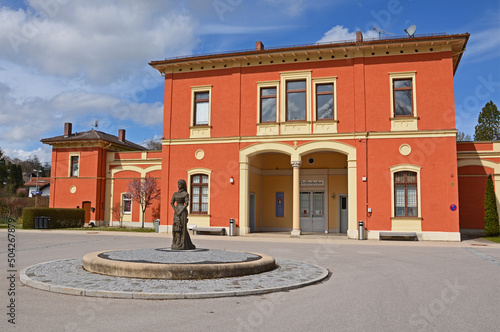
[190,226,226,236]
[379,232,418,241]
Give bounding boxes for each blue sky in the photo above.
[0,0,498,163]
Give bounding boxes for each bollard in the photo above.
[358,221,365,240]
[229,218,235,236]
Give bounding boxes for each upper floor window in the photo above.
[194,91,210,126]
[286,80,306,121]
[191,174,209,214]
[394,171,418,217]
[316,83,334,120]
[260,87,277,122]
[393,79,413,116]
[70,156,79,177]
[122,193,132,214]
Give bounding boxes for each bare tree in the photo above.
[127,176,161,228]
[144,138,162,150]
[112,201,124,228]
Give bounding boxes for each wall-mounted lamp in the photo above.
[230,177,234,184]
[91,207,95,213]
[331,193,335,199]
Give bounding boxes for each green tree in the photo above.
[0,148,7,187]
[484,175,500,236]
[474,101,500,141]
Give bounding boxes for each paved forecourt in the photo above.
[20,247,328,299]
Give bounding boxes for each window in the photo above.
[70,156,79,177]
[260,87,277,122]
[194,92,209,125]
[190,85,212,138]
[122,193,132,214]
[389,72,417,131]
[191,174,209,214]
[316,83,334,120]
[393,79,413,116]
[286,80,306,121]
[394,171,417,217]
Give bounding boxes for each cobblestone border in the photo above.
[20,258,329,299]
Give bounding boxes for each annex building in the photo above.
[42,32,500,241]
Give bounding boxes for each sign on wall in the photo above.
[276,192,284,217]
[299,180,324,186]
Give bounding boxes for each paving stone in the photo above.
[21,256,328,299]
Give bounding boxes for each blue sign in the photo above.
[31,191,42,195]
[276,192,284,217]
[450,204,457,211]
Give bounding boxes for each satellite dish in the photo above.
[404,25,416,38]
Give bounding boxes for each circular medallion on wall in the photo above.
[70,185,77,194]
[399,144,412,156]
[195,149,205,160]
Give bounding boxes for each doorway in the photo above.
[300,191,325,232]
[339,194,348,233]
[82,201,91,225]
[249,193,256,232]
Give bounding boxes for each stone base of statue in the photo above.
[82,248,276,280]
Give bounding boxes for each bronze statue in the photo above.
[170,179,196,250]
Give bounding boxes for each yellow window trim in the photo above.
[187,168,212,216]
[389,72,418,130]
[68,152,80,177]
[389,164,422,219]
[190,85,212,138]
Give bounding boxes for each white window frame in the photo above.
[68,153,80,177]
[256,80,280,136]
[280,70,312,134]
[122,192,132,215]
[312,77,338,134]
[389,71,418,131]
[187,168,212,227]
[190,85,212,138]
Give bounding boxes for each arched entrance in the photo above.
[239,141,357,237]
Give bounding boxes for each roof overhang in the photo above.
[150,33,469,75]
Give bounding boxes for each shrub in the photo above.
[484,175,500,236]
[22,207,85,229]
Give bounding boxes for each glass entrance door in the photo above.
[300,191,325,232]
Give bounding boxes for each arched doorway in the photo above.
[239,141,357,237]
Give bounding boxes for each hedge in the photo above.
[22,208,85,229]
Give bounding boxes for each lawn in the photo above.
[483,236,500,243]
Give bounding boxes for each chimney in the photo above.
[256,41,265,51]
[118,129,125,142]
[356,31,363,42]
[64,122,72,137]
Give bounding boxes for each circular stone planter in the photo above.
[83,249,276,280]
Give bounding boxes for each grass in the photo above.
[483,236,500,243]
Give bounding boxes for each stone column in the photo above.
[291,160,302,237]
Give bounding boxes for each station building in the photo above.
[42,32,500,240]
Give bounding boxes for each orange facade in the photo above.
[43,32,500,240]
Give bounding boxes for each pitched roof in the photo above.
[41,129,147,151]
[24,177,51,189]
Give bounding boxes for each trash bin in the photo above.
[34,217,40,229]
[41,216,50,229]
[154,219,160,233]
[358,221,365,240]
[229,218,235,236]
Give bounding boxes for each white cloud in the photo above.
[462,27,500,63]
[262,0,305,17]
[317,25,379,44]
[4,147,52,164]
[0,1,199,84]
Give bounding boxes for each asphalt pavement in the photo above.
[1,229,499,332]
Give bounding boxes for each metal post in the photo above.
[358,221,365,240]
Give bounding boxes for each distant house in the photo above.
[25,176,51,197]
